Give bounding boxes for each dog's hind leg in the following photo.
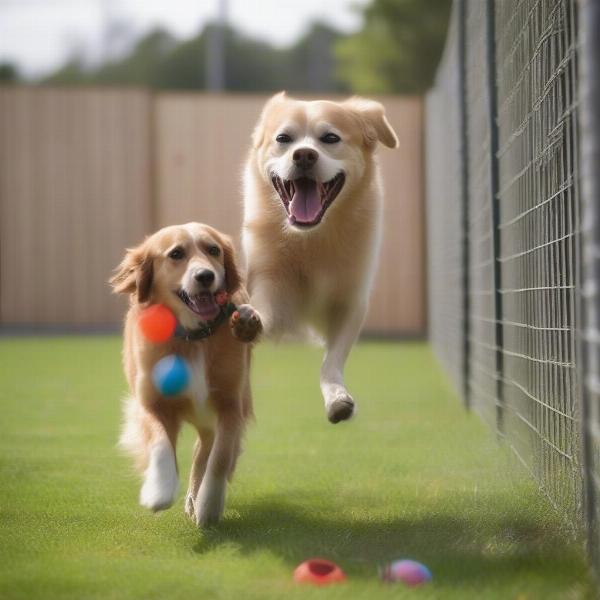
[320,301,367,424]
[184,428,214,520]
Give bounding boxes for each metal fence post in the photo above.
[578,0,600,577]
[458,0,471,409]
[484,0,504,437]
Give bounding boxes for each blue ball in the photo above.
[152,354,190,396]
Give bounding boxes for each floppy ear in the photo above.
[109,243,154,304]
[221,235,242,295]
[344,97,399,149]
[252,91,288,148]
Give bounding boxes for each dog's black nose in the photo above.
[293,147,318,170]
[194,269,215,287]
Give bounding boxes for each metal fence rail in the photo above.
[427,0,600,576]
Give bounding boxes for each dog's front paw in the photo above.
[140,473,178,512]
[195,506,223,528]
[230,304,262,343]
[194,496,224,527]
[194,477,226,527]
[327,393,356,424]
[139,441,179,512]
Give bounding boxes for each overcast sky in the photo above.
[0,0,369,77]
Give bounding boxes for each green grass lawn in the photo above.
[0,337,593,599]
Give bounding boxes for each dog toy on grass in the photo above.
[138,304,177,342]
[293,559,346,585]
[380,559,432,586]
[152,354,190,396]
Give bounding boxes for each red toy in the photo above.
[293,559,346,585]
[138,304,177,342]
[215,291,229,306]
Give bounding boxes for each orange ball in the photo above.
[293,559,346,586]
[138,304,176,343]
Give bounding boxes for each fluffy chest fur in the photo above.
[124,313,226,430]
[243,164,383,298]
[179,346,216,429]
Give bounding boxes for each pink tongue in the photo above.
[191,294,219,320]
[289,178,321,223]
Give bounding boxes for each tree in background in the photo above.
[44,22,348,93]
[336,0,452,94]
[47,29,176,86]
[285,23,350,92]
[42,2,451,94]
[0,62,20,82]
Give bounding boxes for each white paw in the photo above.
[139,440,179,512]
[194,476,225,526]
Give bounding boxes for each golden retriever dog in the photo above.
[110,223,261,526]
[242,92,398,424]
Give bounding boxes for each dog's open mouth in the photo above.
[176,290,220,321]
[271,172,345,227]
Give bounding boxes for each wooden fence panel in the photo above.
[0,88,423,334]
[0,87,152,326]
[367,96,425,334]
[155,93,266,234]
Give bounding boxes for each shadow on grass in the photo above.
[192,493,584,586]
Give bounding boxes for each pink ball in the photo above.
[381,559,432,586]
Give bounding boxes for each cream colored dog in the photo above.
[242,92,398,423]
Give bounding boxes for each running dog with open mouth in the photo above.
[243,92,398,423]
[110,222,262,526]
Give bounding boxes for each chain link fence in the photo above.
[496,0,581,520]
[426,0,600,576]
[426,2,467,398]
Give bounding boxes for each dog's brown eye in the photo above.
[320,133,341,144]
[207,245,220,257]
[168,247,185,260]
[276,133,292,144]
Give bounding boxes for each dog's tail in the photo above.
[118,395,150,472]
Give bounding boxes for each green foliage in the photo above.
[336,0,453,93]
[95,29,178,86]
[42,1,453,94]
[0,62,20,82]
[43,59,88,85]
[44,22,349,93]
[0,338,593,599]
[284,22,350,92]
